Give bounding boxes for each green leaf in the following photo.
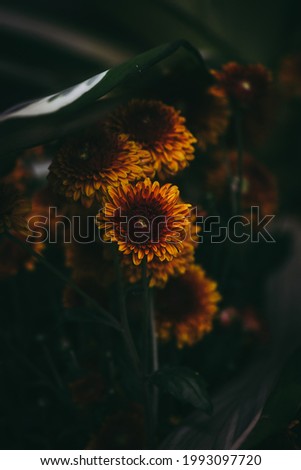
[242,347,301,449]
[151,366,212,412]
[0,39,210,175]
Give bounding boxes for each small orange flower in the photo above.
[212,62,272,107]
[0,182,31,235]
[48,125,152,208]
[96,178,191,266]
[155,265,221,348]
[106,99,197,180]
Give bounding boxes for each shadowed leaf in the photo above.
[0,39,210,175]
[151,366,212,412]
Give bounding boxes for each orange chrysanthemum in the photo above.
[212,62,272,107]
[96,178,191,266]
[190,86,230,151]
[48,125,152,208]
[0,183,31,235]
[155,265,221,348]
[106,99,197,180]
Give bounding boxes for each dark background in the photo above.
[1,0,300,110]
[1,0,301,450]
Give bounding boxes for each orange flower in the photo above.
[106,99,196,180]
[0,182,31,235]
[212,62,272,107]
[96,178,191,266]
[155,265,221,348]
[48,125,152,208]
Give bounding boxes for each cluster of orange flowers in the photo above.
[1,58,283,348]
[47,97,222,347]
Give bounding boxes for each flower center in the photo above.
[135,218,148,229]
[65,129,118,172]
[78,143,90,161]
[120,200,167,245]
[240,80,252,91]
[122,103,174,146]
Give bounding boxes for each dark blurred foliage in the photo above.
[1,0,301,109]
[1,0,301,451]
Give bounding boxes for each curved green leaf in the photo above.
[0,39,210,175]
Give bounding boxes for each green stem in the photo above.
[149,293,158,373]
[5,231,121,331]
[142,264,158,377]
[41,343,65,390]
[142,258,151,374]
[113,247,141,375]
[149,291,159,432]
[142,258,155,448]
[113,251,156,448]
